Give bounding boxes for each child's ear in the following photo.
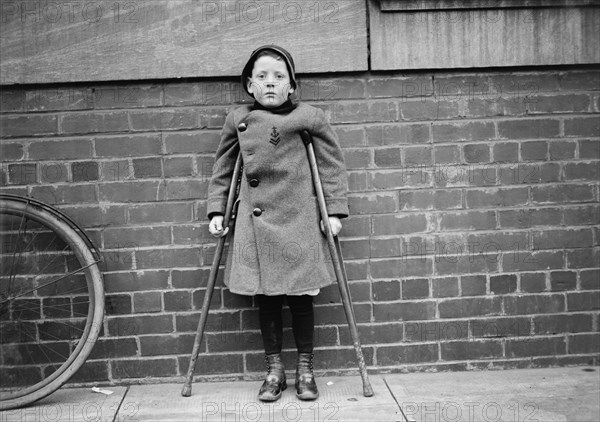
[247,78,254,92]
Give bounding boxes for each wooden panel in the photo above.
[0,1,367,85]
[380,0,600,12]
[370,0,600,69]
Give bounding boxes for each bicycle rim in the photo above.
[0,198,104,410]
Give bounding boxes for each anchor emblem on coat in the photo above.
[270,126,281,145]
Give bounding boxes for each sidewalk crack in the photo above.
[383,377,411,422]
[112,385,131,422]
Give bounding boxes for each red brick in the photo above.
[527,94,590,114]
[104,226,170,249]
[348,192,398,215]
[441,340,503,360]
[549,140,576,159]
[492,142,519,162]
[99,181,161,202]
[532,228,594,250]
[0,114,58,137]
[399,99,460,121]
[369,169,431,190]
[94,84,162,109]
[370,238,401,259]
[177,310,241,333]
[549,271,577,291]
[506,337,566,357]
[404,146,433,165]
[559,71,600,90]
[72,161,99,182]
[580,269,600,290]
[502,250,565,272]
[367,76,433,98]
[466,97,527,118]
[498,208,562,229]
[366,123,430,146]
[332,101,398,124]
[498,119,559,140]
[133,158,162,178]
[30,184,97,205]
[521,141,548,160]
[434,145,461,164]
[133,291,162,313]
[402,278,429,299]
[164,132,221,154]
[372,280,401,301]
[460,275,487,296]
[0,143,24,161]
[399,190,462,211]
[164,82,242,106]
[371,257,433,278]
[373,147,401,168]
[463,144,490,163]
[343,149,372,169]
[165,180,209,200]
[565,117,600,137]
[466,187,528,208]
[314,303,371,324]
[532,184,595,204]
[136,248,200,269]
[432,277,459,298]
[372,213,427,235]
[579,140,600,159]
[61,111,128,135]
[432,121,495,142]
[490,274,517,294]
[70,361,109,383]
[563,205,600,226]
[485,73,561,94]
[128,203,193,224]
[112,358,177,379]
[439,210,496,231]
[534,314,593,335]
[405,320,468,342]
[377,343,438,365]
[105,294,132,315]
[339,323,402,345]
[567,248,600,269]
[564,162,600,181]
[7,163,37,184]
[438,297,501,318]
[139,334,198,356]
[338,215,370,237]
[88,338,138,360]
[0,89,24,112]
[347,171,368,191]
[567,292,600,311]
[504,294,565,315]
[499,163,560,185]
[520,273,547,293]
[320,78,366,100]
[470,317,531,339]
[96,135,162,157]
[180,353,244,376]
[104,271,168,294]
[164,157,194,178]
[164,290,193,312]
[107,315,173,336]
[130,109,197,131]
[334,127,366,147]
[568,334,600,354]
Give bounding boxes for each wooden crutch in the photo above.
[182,153,243,397]
[301,130,374,397]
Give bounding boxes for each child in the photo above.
[207,45,349,402]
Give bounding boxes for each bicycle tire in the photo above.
[0,195,104,410]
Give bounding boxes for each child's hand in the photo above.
[209,215,229,237]
[320,216,342,236]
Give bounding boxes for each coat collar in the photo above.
[251,95,299,114]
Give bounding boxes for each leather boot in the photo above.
[295,352,319,400]
[258,353,287,401]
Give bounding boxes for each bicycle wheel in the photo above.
[0,194,104,410]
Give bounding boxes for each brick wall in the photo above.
[1,68,599,385]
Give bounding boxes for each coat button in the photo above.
[249,179,259,187]
[253,208,262,217]
[238,122,247,132]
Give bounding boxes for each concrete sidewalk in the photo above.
[1,367,598,421]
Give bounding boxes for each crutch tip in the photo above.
[181,385,192,397]
[363,385,374,397]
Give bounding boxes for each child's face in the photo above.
[247,55,294,108]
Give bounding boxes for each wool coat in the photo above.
[207,102,349,296]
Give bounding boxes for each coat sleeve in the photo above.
[310,107,350,218]
[206,109,239,220]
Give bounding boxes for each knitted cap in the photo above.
[241,45,297,97]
